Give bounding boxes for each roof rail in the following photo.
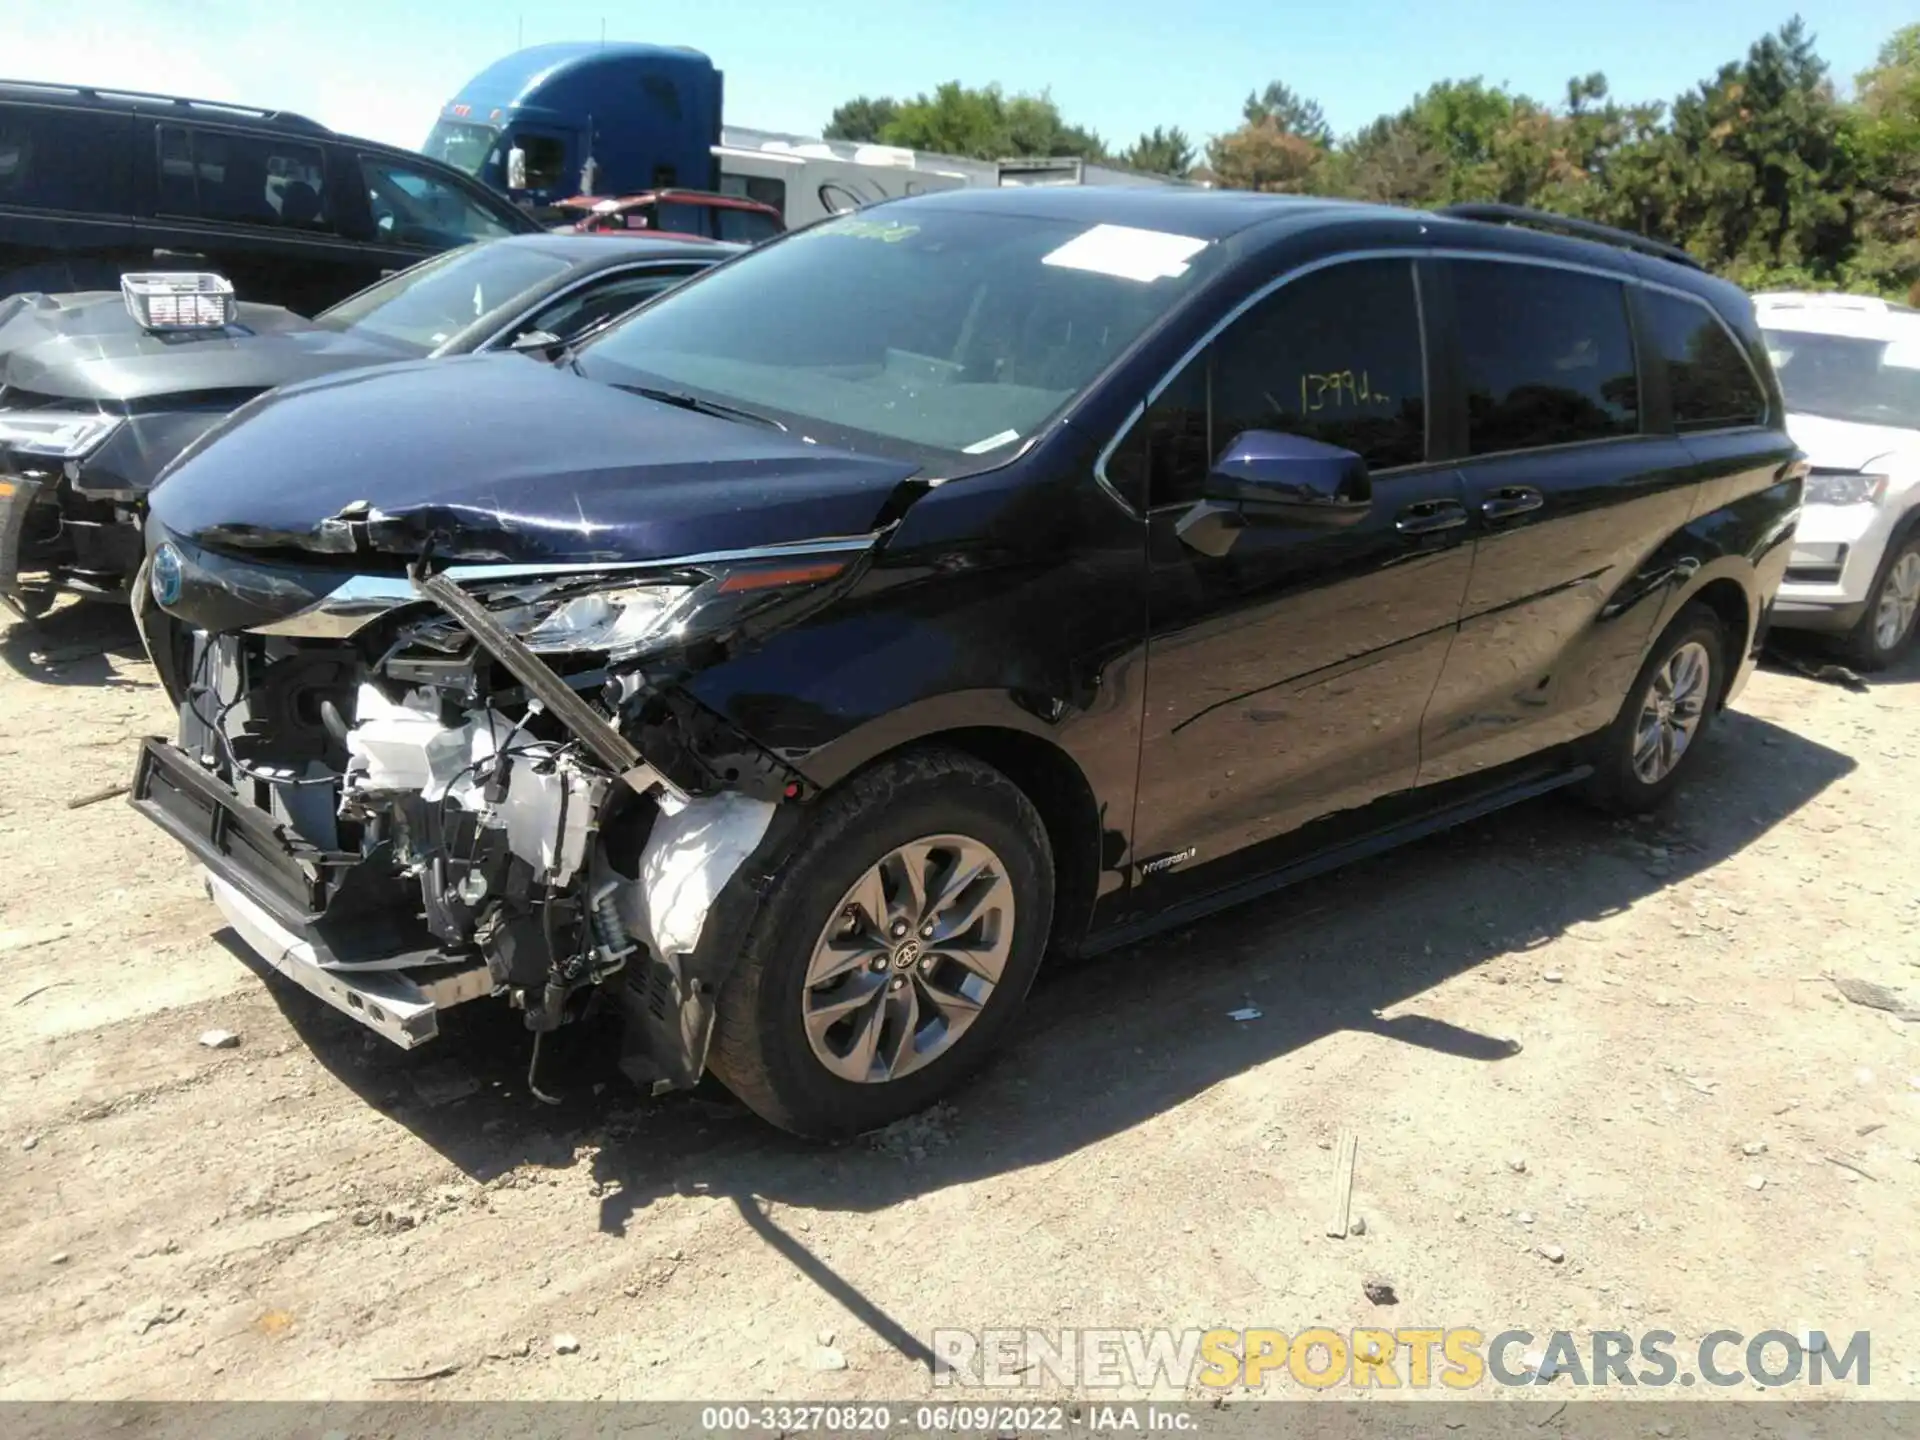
[1438,202,1701,271]
[0,78,329,133]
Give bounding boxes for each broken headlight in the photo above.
[469,554,852,660]
[487,577,701,657]
[0,411,122,459]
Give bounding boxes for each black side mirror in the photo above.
[1177,430,1372,556]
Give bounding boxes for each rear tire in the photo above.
[1578,603,1727,815]
[1837,532,1920,672]
[707,748,1053,1139]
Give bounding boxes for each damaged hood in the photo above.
[148,353,925,567]
[0,290,415,405]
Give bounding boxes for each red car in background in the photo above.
[552,189,785,244]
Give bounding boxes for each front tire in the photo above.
[1579,603,1727,815]
[708,748,1054,1139]
[1839,532,1920,671]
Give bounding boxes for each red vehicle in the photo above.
[551,189,784,244]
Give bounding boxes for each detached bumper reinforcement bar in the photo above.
[204,872,493,1048]
[411,566,688,804]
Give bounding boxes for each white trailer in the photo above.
[716,134,969,227]
[715,126,1191,228]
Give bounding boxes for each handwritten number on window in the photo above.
[1298,370,1391,412]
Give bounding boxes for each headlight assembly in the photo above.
[490,578,700,657]
[462,553,855,661]
[0,411,123,460]
[1804,472,1888,507]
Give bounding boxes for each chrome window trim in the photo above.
[1090,400,1145,517]
[1092,243,1761,519]
[243,532,882,638]
[468,259,711,354]
[1439,430,1667,468]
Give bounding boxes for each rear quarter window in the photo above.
[1642,289,1767,432]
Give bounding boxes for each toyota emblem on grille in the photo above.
[150,543,184,607]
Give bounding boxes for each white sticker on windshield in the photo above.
[962,429,1021,455]
[1042,224,1208,283]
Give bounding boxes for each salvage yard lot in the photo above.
[0,600,1916,1402]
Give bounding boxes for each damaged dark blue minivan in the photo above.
[131,190,1802,1137]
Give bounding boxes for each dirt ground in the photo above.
[1,598,1916,1405]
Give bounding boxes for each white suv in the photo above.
[1754,292,1920,668]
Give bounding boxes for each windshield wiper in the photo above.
[611,382,787,432]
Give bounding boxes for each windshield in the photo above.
[314,242,570,351]
[574,208,1225,462]
[423,118,499,178]
[1763,326,1920,430]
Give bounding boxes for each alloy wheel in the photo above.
[1873,549,1920,654]
[1632,640,1712,785]
[801,834,1016,1084]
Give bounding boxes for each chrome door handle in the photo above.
[1396,500,1468,535]
[1481,486,1544,520]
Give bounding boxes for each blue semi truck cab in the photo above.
[423,43,724,211]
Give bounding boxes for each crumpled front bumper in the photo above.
[204,871,493,1047]
[131,734,500,1045]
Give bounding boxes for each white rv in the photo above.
[716,132,969,227]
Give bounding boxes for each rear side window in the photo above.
[0,105,133,213]
[1453,262,1639,455]
[1642,289,1767,431]
[157,125,330,231]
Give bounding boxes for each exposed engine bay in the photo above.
[131,548,859,1092]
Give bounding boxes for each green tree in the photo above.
[1204,119,1323,193]
[857,82,1107,161]
[1241,81,1330,145]
[1847,24,1920,299]
[1120,125,1196,177]
[823,96,901,144]
[1322,112,1447,205]
[1590,18,1859,286]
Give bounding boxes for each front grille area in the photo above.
[1785,565,1844,586]
[129,736,329,924]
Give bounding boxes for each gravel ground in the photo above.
[1,599,1915,1404]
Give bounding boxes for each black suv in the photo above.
[131,190,1802,1139]
[0,80,540,314]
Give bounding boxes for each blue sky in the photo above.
[0,1,1908,153]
